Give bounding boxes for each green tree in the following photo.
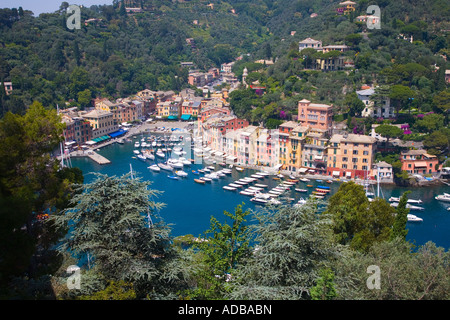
[78,280,136,300]
[334,239,450,300]
[325,182,395,252]
[51,172,187,299]
[188,204,251,300]
[389,85,416,116]
[391,191,410,241]
[229,201,339,300]
[0,102,80,297]
[77,89,92,109]
[344,92,365,117]
[375,124,404,150]
[310,268,338,300]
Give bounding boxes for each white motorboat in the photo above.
[156,151,165,158]
[137,154,147,161]
[228,183,243,188]
[200,177,212,182]
[407,214,423,222]
[143,152,155,160]
[240,190,258,196]
[254,184,268,188]
[435,193,450,202]
[175,170,188,178]
[295,188,308,193]
[300,178,310,182]
[148,164,161,172]
[158,163,173,171]
[133,150,140,155]
[178,157,191,166]
[168,159,184,169]
[389,197,423,204]
[134,142,140,148]
[223,186,237,191]
[390,202,425,211]
[205,173,219,180]
[236,167,244,172]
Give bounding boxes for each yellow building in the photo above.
[82,109,118,139]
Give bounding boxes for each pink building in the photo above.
[297,99,333,132]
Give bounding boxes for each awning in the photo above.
[109,129,126,138]
[414,162,427,168]
[346,171,352,177]
[100,135,111,141]
[181,114,192,121]
[92,137,102,143]
[332,171,340,176]
[85,140,96,145]
[65,140,77,146]
[167,115,178,120]
[299,168,308,173]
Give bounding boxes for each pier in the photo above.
[87,151,111,164]
[68,150,111,165]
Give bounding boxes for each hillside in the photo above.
[0,0,449,119]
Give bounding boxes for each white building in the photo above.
[299,37,323,51]
[356,87,395,118]
[372,161,393,182]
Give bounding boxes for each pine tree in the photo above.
[228,201,339,300]
[52,172,187,299]
[391,191,410,241]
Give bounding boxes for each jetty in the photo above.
[87,151,111,164]
[68,150,111,165]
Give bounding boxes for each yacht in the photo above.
[148,164,160,172]
[158,163,173,172]
[407,214,423,222]
[389,197,423,204]
[167,159,184,169]
[156,151,165,158]
[175,170,188,178]
[390,202,424,211]
[435,193,450,202]
[137,154,147,161]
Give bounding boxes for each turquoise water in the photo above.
[70,134,450,250]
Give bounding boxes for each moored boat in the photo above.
[148,164,160,172]
[194,178,205,184]
[435,193,450,202]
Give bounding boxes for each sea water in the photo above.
[70,135,450,250]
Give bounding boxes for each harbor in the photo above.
[68,130,450,250]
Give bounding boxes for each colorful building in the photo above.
[297,99,333,132]
[400,149,439,174]
[326,133,376,179]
